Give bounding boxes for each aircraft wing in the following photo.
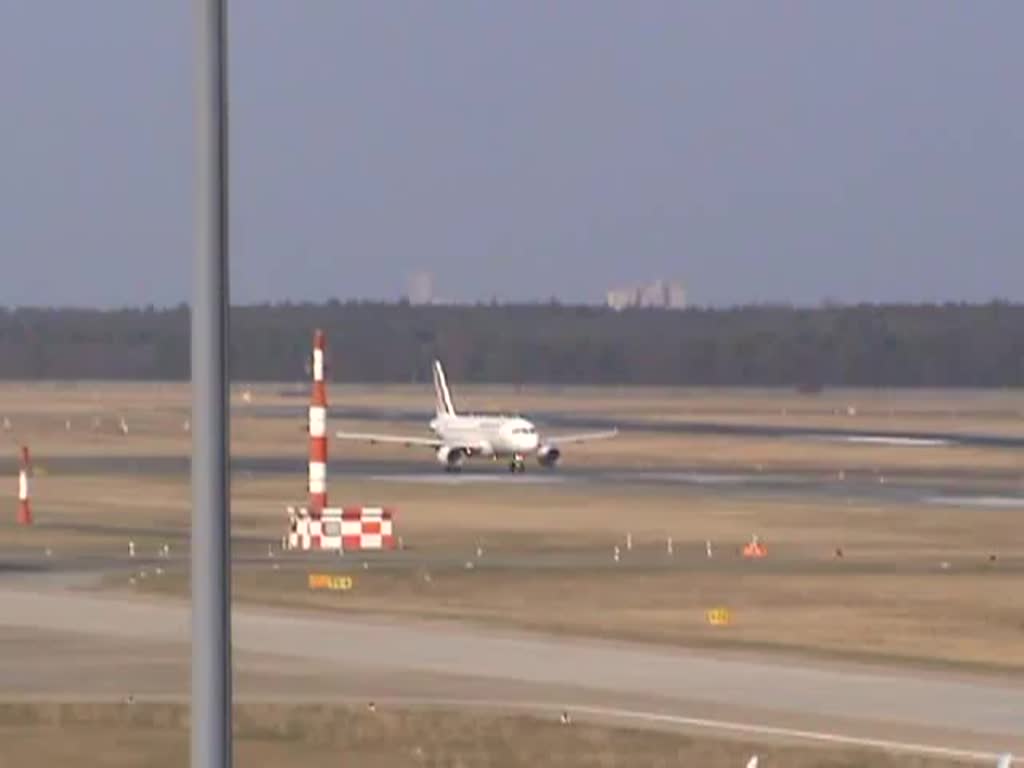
[544,428,619,445]
[334,431,443,449]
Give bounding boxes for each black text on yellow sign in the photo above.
[308,573,354,592]
[705,607,731,626]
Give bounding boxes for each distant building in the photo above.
[606,287,636,311]
[606,279,686,311]
[406,271,435,305]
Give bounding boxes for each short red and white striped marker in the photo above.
[308,329,328,516]
[17,445,32,525]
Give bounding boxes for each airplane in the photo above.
[335,360,618,473]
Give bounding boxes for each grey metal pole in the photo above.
[192,0,232,766]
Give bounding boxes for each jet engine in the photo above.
[536,443,561,468]
[436,445,468,471]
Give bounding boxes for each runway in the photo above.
[247,403,1024,449]
[6,453,1022,511]
[1,585,1021,758]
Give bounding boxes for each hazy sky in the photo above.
[1,2,1021,308]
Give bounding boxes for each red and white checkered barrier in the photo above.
[286,506,396,551]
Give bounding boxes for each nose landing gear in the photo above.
[509,454,526,473]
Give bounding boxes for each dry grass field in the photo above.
[2,383,1023,765]
[134,478,1024,671]
[0,701,966,768]
[1,381,1021,474]
[1,380,1023,430]
[8,465,1019,671]
[1,382,1023,672]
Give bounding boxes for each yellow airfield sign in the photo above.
[308,573,354,592]
[706,608,731,626]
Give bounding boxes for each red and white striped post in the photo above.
[17,445,32,525]
[308,329,328,516]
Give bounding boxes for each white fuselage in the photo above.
[429,413,540,458]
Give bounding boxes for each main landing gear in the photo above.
[509,454,526,473]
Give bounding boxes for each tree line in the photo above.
[0,301,1021,387]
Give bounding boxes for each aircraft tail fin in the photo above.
[432,359,457,417]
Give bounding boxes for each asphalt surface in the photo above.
[1,585,1021,758]
[4,453,1022,510]
[248,402,1024,448]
